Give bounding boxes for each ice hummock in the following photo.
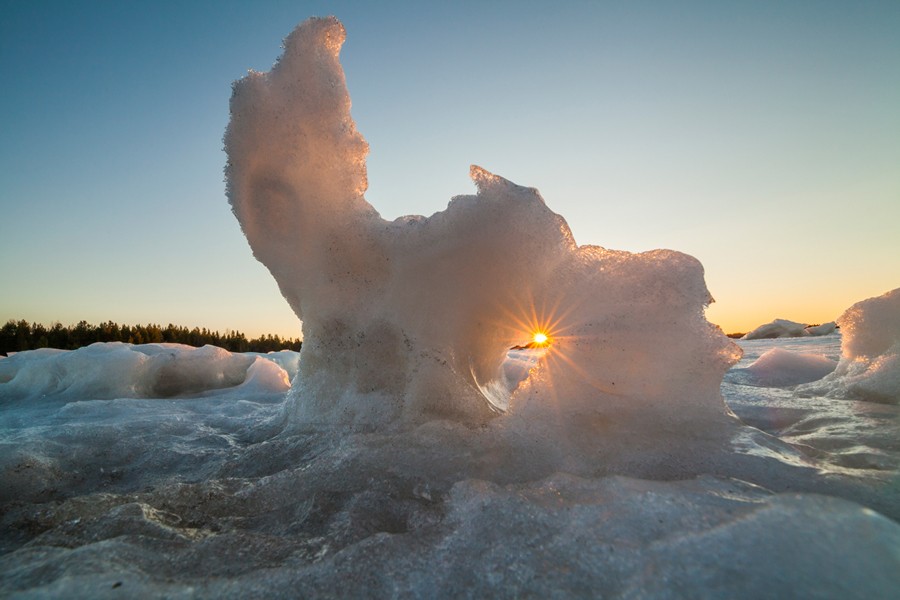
[0,342,294,401]
[2,17,899,599]
[741,319,838,340]
[807,321,837,336]
[742,318,808,339]
[725,347,838,387]
[797,287,900,403]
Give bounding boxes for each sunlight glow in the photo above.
[532,332,549,346]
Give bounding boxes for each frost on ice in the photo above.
[224,16,739,430]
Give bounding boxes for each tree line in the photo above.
[0,320,302,356]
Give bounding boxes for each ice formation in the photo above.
[225,16,738,430]
[0,342,294,401]
[806,321,837,336]
[742,318,810,340]
[798,287,900,403]
[726,347,837,387]
[742,319,839,340]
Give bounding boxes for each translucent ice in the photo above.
[224,16,739,429]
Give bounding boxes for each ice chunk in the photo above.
[0,343,292,401]
[798,288,900,403]
[224,17,739,429]
[726,347,837,387]
[742,319,810,340]
[247,350,301,383]
[806,321,837,336]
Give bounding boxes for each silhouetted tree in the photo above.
[0,319,301,355]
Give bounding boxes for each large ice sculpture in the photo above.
[225,17,740,428]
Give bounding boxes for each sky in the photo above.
[1,0,898,338]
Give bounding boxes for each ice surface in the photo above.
[797,287,900,403]
[2,17,899,599]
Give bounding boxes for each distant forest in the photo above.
[0,320,302,356]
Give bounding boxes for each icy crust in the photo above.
[797,288,900,403]
[225,16,739,429]
[1,348,898,596]
[1,475,898,599]
[2,428,899,598]
[0,343,295,401]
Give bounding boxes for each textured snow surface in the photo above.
[2,17,898,598]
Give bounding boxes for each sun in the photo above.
[532,331,550,347]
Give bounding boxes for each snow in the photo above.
[1,16,898,599]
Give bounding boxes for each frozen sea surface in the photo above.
[3,16,897,598]
[1,334,898,598]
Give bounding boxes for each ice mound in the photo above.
[726,347,838,387]
[225,16,739,429]
[741,320,838,340]
[798,288,900,403]
[807,321,837,336]
[0,343,294,401]
[742,319,810,340]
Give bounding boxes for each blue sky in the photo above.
[2,0,898,337]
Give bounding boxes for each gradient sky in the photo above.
[2,0,898,338]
